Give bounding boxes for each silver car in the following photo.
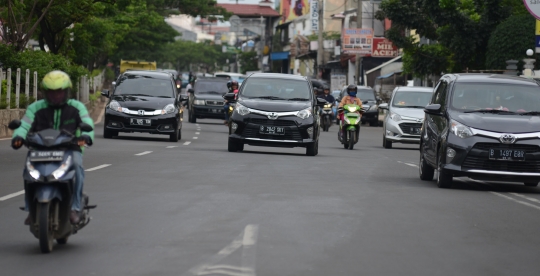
[379,86,434,148]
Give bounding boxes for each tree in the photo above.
[238,51,258,74]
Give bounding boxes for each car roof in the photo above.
[122,70,172,79]
[248,73,308,81]
[195,77,229,82]
[395,86,433,92]
[447,73,539,86]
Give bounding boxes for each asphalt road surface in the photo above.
[1,115,540,276]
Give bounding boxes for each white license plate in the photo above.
[29,151,64,162]
[130,119,152,126]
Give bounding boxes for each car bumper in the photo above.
[104,109,179,134]
[384,118,422,144]
[193,105,226,119]
[442,134,540,183]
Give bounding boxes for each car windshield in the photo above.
[341,89,375,101]
[241,78,311,100]
[392,91,432,108]
[451,83,540,113]
[114,76,174,97]
[195,81,229,94]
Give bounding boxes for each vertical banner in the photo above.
[536,20,540,53]
[310,0,319,33]
[341,28,373,55]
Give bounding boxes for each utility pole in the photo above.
[316,0,324,78]
[355,0,362,85]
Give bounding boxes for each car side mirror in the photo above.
[223,92,236,102]
[188,89,194,93]
[112,81,116,86]
[316,98,328,106]
[101,89,110,98]
[378,103,388,110]
[424,104,442,115]
[8,120,21,130]
[79,123,94,132]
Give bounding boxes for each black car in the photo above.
[339,86,379,126]
[226,73,326,156]
[419,74,540,188]
[187,77,229,123]
[101,70,185,142]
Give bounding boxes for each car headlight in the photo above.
[108,100,122,112]
[296,108,312,119]
[389,111,402,122]
[450,119,473,139]
[162,104,176,114]
[52,155,72,180]
[26,160,40,180]
[235,103,250,116]
[369,105,378,111]
[193,99,205,106]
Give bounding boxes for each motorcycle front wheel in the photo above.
[38,202,55,253]
[348,129,355,150]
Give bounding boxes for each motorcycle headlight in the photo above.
[324,104,332,108]
[108,100,122,112]
[389,111,402,122]
[369,105,378,111]
[296,108,312,119]
[176,84,180,88]
[52,155,72,180]
[193,99,206,106]
[26,160,40,180]
[235,103,250,116]
[162,104,176,114]
[450,119,473,139]
[347,106,358,112]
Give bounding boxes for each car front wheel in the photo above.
[419,145,434,181]
[437,150,453,188]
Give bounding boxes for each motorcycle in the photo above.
[320,103,334,132]
[337,104,366,150]
[8,120,96,253]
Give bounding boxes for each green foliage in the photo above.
[0,92,35,110]
[157,40,231,72]
[486,14,536,70]
[104,67,115,82]
[239,52,258,74]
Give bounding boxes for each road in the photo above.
[1,115,540,275]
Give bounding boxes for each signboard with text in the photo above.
[342,28,373,55]
[371,38,399,57]
[310,0,319,32]
[525,0,540,20]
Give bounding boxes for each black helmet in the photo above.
[323,85,330,91]
[227,80,232,90]
[347,84,357,97]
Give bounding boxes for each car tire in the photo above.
[189,110,196,123]
[437,151,453,188]
[524,182,539,187]
[348,130,355,150]
[419,146,434,181]
[103,127,114,139]
[170,128,179,142]
[306,140,318,156]
[383,135,392,149]
[228,138,238,152]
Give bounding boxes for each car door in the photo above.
[424,79,449,165]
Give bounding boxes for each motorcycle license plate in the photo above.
[489,149,525,161]
[130,118,152,126]
[29,151,64,162]
[259,125,285,135]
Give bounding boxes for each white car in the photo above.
[379,86,434,148]
[214,72,247,84]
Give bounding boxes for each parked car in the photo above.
[226,73,326,156]
[187,77,230,123]
[339,86,379,126]
[101,70,185,142]
[419,74,540,188]
[379,86,434,148]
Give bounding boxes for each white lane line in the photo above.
[510,193,540,204]
[85,164,111,172]
[135,151,152,156]
[166,146,178,148]
[0,190,25,201]
[183,141,191,145]
[193,137,198,140]
[241,224,259,276]
[398,161,418,168]
[491,192,540,211]
[195,132,200,135]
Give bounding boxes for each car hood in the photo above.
[392,108,425,119]
[452,111,540,133]
[239,98,310,112]
[113,95,174,110]
[194,93,226,100]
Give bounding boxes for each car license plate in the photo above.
[29,151,64,162]
[259,125,285,135]
[489,149,525,161]
[130,118,152,126]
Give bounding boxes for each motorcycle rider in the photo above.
[319,85,336,121]
[223,80,239,125]
[338,84,363,138]
[11,70,94,225]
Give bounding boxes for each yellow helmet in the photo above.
[41,70,72,107]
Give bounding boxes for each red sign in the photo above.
[372,38,399,57]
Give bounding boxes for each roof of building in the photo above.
[218,3,280,17]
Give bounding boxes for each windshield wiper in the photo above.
[252,96,286,100]
[395,105,426,108]
[287,98,310,101]
[519,111,540,116]
[464,109,517,114]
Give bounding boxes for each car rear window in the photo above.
[241,78,311,100]
[195,81,229,94]
[114,76,174,98]
[392,91,432,108]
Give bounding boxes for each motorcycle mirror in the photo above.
[223,92,236,102]
[79,123,94,132]
[8,120,21,130]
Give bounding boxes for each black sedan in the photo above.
[101,70,185,142]
[226,73,325,156]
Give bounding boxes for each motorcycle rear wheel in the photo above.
[38,202,55,253]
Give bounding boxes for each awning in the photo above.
[376,70,403,79]
[270,51,290,60]
[321,60,343,69]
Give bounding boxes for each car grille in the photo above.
[399,123,422,135]
[462,143,540,173]
[248,118,297,126]
[241,126,303,141]
[206,100,224,106]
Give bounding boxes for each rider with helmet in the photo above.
[319,85,336,120]
[338,84,363,136]
[223,80,239,125]
[11,70,94,225]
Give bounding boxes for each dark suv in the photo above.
[419,74,540,188]
[339,86,379,126]
[187,77,229,123]
[101,70,184,142]
[226,73,325,156]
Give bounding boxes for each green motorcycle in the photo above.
[337,104,365,150]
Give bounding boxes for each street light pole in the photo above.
[316,0,324,78]
[355,0,362,85]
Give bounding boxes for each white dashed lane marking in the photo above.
[166,146,178,148]
[195,132,200,135]
[193,137,198,140]
[0,190,25,201]
[135,151,152,156]
[183,141,191,145]
[85,164,112,171]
